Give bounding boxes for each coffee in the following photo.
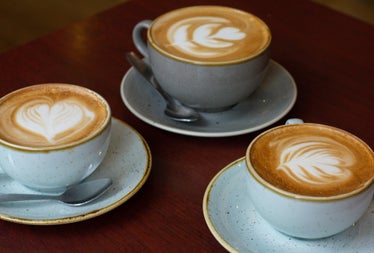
[0,84,110,148]
[248,124,374,197]
[149,6,271,63]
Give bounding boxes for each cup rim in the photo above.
[245,123,374,202]
[147,5,272,66]
[0,83,112,152]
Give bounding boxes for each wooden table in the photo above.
[0,0,372,252]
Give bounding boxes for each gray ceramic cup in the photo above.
[132,6,271,112]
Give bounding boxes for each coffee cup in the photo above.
[132,5,271,112]
[0,83,112,192]
[245,120,374,239]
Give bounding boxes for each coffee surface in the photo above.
[0,84,109,148]
[249,124,374,197]
[150,6,271,63]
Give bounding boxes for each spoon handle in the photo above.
[0,193,59,203]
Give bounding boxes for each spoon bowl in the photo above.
[0,178,112,206]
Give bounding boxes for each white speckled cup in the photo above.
[245,121,374,239]
[0,84,112,192]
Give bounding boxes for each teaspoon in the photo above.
[126,51,200,122]
[0,178,112,206]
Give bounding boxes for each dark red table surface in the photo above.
[0,0,373,252]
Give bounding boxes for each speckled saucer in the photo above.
[0,118,151,225]
[203,157,374,253]
[121,60,297,137]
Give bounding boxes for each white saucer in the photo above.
[203,158,374,253]
[120,60,297,137]
[0,118,152,225]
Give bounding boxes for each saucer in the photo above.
[0,118,152,225]
[203,158,374,253]
[120,60,297,137]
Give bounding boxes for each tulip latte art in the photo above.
[249,124,374,196]
[150,6,271,62]
[0,84,109,148]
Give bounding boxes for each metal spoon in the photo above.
[126,51,200,122]
[0,178,112,206]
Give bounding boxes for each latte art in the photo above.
[0,84,109,148]
[276,138,354,186]
[16,98,95,144]
[150,6,271,62]
[249,124,374,197]
[167,17,246,59]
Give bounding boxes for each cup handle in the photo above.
[132,20,152,57]
[285,118,304,125]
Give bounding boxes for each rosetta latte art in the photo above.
[276,138,354,186]
[167,17,246,58]
[16,98,95,144]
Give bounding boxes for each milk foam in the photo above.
[0,84,108,148]
[249,124,374,197]
[150,6,270,62]
[276,138,354,186]
[16,99,95,144]
[167,16,246,58]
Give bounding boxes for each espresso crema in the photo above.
[0,84,109,148]
[249,124,374,197]
[150,6,271,63]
